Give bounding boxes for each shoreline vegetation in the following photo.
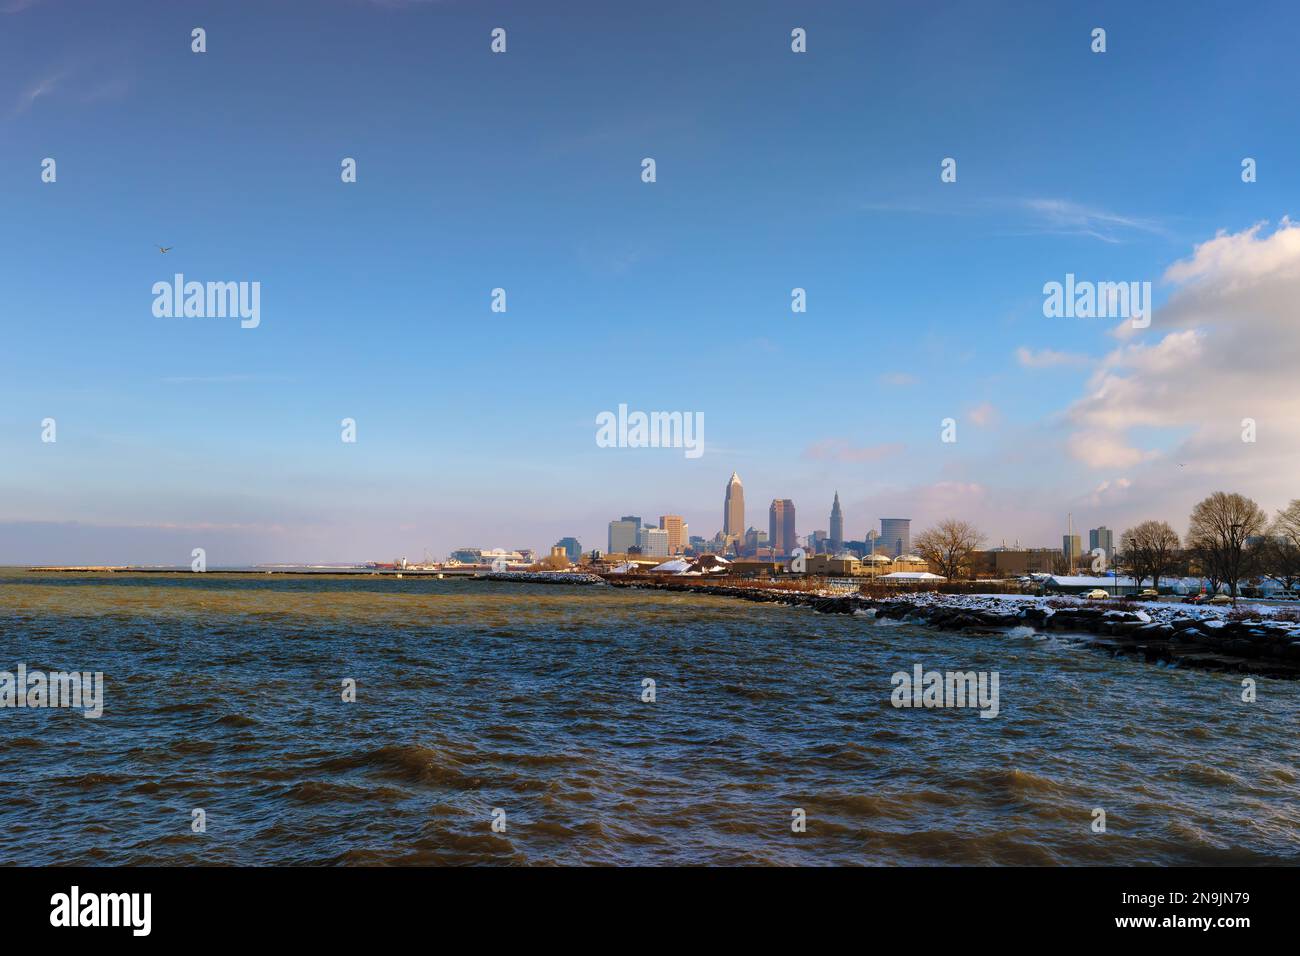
[21,566,1300,677]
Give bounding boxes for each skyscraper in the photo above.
[1089,526,1114,564]
[607,518,638,554]
[879,518,911,557]
[638,526,670,557]
[829,491,844,551]
[659,515,688,554]
[769,499,796,557]
[724,472,745,539]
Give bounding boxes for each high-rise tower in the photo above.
[769,499,797,557]
[659,515,687,555]
[724,471,745,539]
[829,492,844,551]
[879,518,911,557]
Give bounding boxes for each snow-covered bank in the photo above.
[602,577,1300,676]
[862,592,1300,675]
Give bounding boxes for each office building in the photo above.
[608,518,638,554]
[879,518,911,558]
[659,515,688,554]
[638,526,670,557]
[554,537,582,563]
[769,499,797,557]
[1089,526,1114,564]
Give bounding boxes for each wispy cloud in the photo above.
[7,48,133,119]
[1018,198,1168,244]
[855,194,1167,244]
[10,70,64,117]
[804,439,904,463]
[1015,346,1091,369]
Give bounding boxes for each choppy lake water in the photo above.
[2,570,1296,865]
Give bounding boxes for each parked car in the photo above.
[1085,589,1110,600]
[1209,594,1233,605]
[1139,588,1160,599]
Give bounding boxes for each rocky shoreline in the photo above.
[600,577,1300,678]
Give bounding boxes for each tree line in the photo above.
[1120,493,1300,598]
[911,493,1300,602]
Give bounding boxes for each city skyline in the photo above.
[6,1,1300,565]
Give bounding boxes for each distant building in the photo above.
[724,472,745,541]
[769,499,797,557]
[480,548,527,566]
[807,529,828,553]
[659,515,688,554]
[879,518,911,558]
[554,537,582,563]
[891,554,928,573]
[1062,534,1082,565]
[638,526,670,557]
[806,553,861,577]
[829,492,844,551]
[449,547,481,564]
[743,526,768,555]
[1044,574,1142,596]
[971,548,1060,577]
[608,518,638,554]
[1089,526,1114,564]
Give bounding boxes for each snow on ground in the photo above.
[812,588,1300,625]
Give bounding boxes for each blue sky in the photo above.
[3,0,1299,564]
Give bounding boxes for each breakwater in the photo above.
[602,577,1300,677]
[483,570,605,585]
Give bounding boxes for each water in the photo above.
[2,570,1297,865]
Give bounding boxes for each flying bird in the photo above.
[158,246,173,254]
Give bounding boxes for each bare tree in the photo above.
[1186,492,1267,602]
[1119,520,1181,589]
[913,519,985,580]
[1262,500,1300,592]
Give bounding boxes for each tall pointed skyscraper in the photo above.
[724,471,745,539]
[829,491,844,552]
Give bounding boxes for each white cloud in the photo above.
[1063,218,1300,518]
